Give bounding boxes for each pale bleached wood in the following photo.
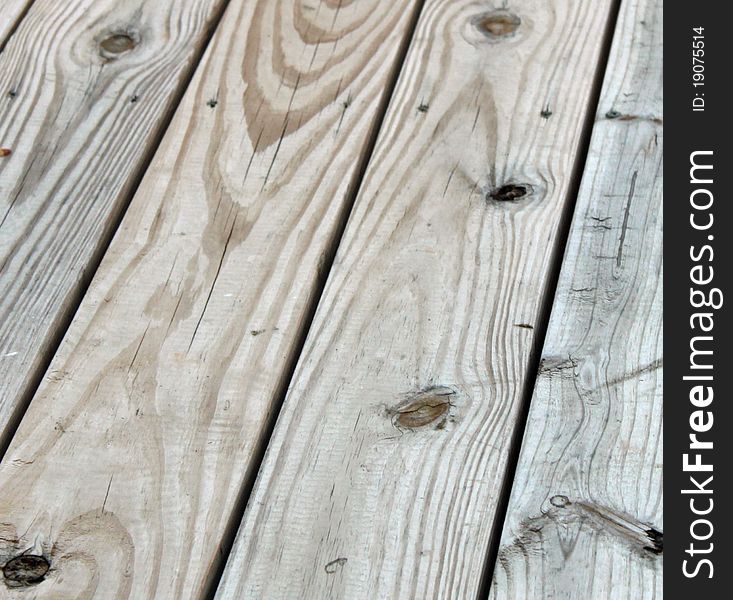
[0,1,33,46]
[490,0,663,597]
[0,0,422,597]
[0,0,230,450]
[216,1,617,598]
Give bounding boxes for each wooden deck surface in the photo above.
[0,1,662,598]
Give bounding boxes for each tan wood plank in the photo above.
[0,0,231,451]
[0,0,423,597]
[215,1,618,598]
[0,1,33,46]
[489,0,663,597]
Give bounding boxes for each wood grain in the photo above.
[489,0,663,597]
[0,0,230,451]
[0,0,422,597]
[0,1,33,47]
[216,1,617,598]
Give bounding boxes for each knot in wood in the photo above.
[550,494,570,508]
[2,555,50,587]
[474,10,521,40]
[389,386,455,429]
[100,31,138,57]
[489,183,531,202]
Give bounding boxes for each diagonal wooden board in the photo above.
[0,1,33,46]
[0,0,230,452]
[0,0,423,597]
[215,0,618,598]
[490,0,663,597]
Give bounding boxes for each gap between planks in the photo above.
[489,0,663,596]
[475,0,625,597]
[0,1,427,598]
[199,2,427,597]
[0,0,35,52]
[0,0,235,460]
[215,1,621,598]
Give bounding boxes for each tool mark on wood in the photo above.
[616,170,637,267]
[588,214,613,230]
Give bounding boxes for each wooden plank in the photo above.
[489,0,663,597]
[215,1,618,598]
[0,1,33,47]
[0,0,229,450]
[0,0,422,597]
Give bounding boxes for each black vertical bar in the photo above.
[666,1,729,596]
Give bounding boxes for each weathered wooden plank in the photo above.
[215,1,617,598]
[0,0,231,451]
[489,0,663,597]
[0,1,33,46]
[0,0,422,597]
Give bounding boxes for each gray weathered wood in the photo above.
[0,0,228,450]
[0,0,423,597]
[0,1,33,46]
[489,0,663,597]
[215,1,618,598]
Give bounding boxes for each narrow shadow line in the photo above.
[475,1,625,598]
[199,2,428,598]
[0,0,36,54]
[0,0,235,461]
